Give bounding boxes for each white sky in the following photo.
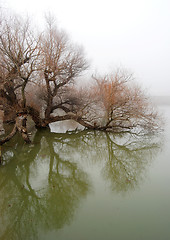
[2,0,170,95]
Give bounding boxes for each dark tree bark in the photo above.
[0,114,31,146]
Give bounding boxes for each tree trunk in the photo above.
[45,76,53,119]
[16,115,31,143]
[0,146,2,165]
[0,114,31,146]
[0,124,18,145]
[27,106,46,128]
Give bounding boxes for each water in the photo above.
[0,106,170,240]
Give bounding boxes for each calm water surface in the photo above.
[0,106,170,240]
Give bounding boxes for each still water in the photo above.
[0,106,170,240]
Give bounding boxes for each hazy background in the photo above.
[2,0,170,96]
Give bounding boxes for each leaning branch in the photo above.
[45,113,94,129]
[0,115,31,146]
[0,124,17,145]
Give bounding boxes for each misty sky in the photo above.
[2,0,170,96]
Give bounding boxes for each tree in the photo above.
[39,16,88,124]
[0,13,88,144]
[88,70,161,134]
[0,11,161,146]
[0,13,42,143]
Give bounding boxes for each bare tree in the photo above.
[0,11,162,146]
[40,17,88,123]
[88,70,161,134]
[0,13,41,143]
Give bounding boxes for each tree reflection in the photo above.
[0,129,162,239]
[102,132,161,193]
[0,130,90,240]
[54,130,162,193]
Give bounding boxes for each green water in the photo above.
[0,106,170,240]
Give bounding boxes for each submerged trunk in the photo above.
[16,114,31,143]
[0,114,31,146]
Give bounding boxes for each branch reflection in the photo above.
[103,132,161,193]
[0,130,90,240]
[0,129,162,239]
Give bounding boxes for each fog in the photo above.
[3,0,170,96]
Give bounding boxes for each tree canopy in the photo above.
[0,11,161,145]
